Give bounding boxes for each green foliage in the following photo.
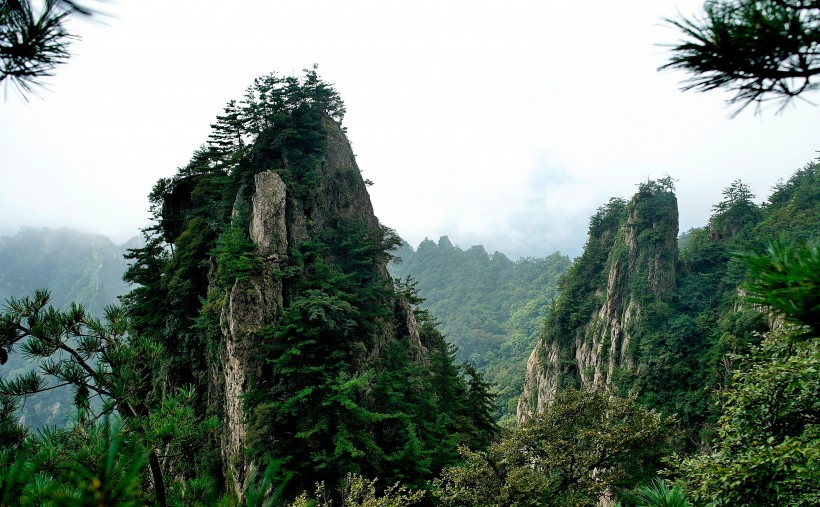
[635,174,813,434]
[1,1,77,96]
[116,67,490,503]
[435,389,674,507]
[709,179,762,242]
[534,181,680,416]
[121,68,348,402]
[669,333,819,506]
[121,227,170,336]
[213,211,261,288]
[244,461,292,507]
[123,164,234,395]
[661,0,820,114]
[620,478,690,507]
[417,321,501,461]
[0,418,148,507]
[247,229,498,497]
[530,165,818,450]
[758,162,820,243]
[543,196,627,349]
[389,239,570,422]
[736,237,820,334]
[0,228,137,430]
[289,474,426,507]
[0,292,153,420]
[232,65,346,198]
[0,396,26,451]
[0,291,223,506]
[668,236,820,506]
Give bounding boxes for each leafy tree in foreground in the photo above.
[668,238,820,506]
[662,0,820,114]
[670,331,819,505]
[435,389,674,507]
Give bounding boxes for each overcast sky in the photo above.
[1,0,817,258]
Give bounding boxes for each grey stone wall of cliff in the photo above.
[220,170,288,499]
[517,187,678,424]
[214,119,424,498]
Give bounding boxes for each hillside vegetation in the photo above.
[510,163,818,504]
[389,239,569,423]
[0,71,816,504]
[0,227,134,428]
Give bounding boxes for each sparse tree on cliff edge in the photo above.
[662,1,820,115]
[668,239,820,505]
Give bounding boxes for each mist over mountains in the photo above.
[0,227,139,315]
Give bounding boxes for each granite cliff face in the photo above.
[211,118,425,497]
[518,181,678,422]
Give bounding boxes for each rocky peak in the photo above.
[517,181,678,423]
[215,118,424,498]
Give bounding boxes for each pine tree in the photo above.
[662,0,820,114]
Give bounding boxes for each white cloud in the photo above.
[2,0,817,255]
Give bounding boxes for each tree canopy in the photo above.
[389,239,570,424]
[669,238,820,506]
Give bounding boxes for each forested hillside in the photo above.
[522,166,817,428]
[2,0,818,503]
[1,156,815,506]
[0,69,500,505]
[389,239,569,423]
[0,227,135,428]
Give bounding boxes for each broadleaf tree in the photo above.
[435,388,674,507]
[668,239,820,505]
[0,291,218,506]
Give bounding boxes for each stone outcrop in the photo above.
[221,171,288,497]
[518,183,678,423]
[214,118,422,498]
[249,171,288,259]
[517,342,559,421]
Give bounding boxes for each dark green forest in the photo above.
[533,168,818,436]
[0,69,817,506]
[389,240,570,424]
[512,165,819,505]
[3,0,819,504]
